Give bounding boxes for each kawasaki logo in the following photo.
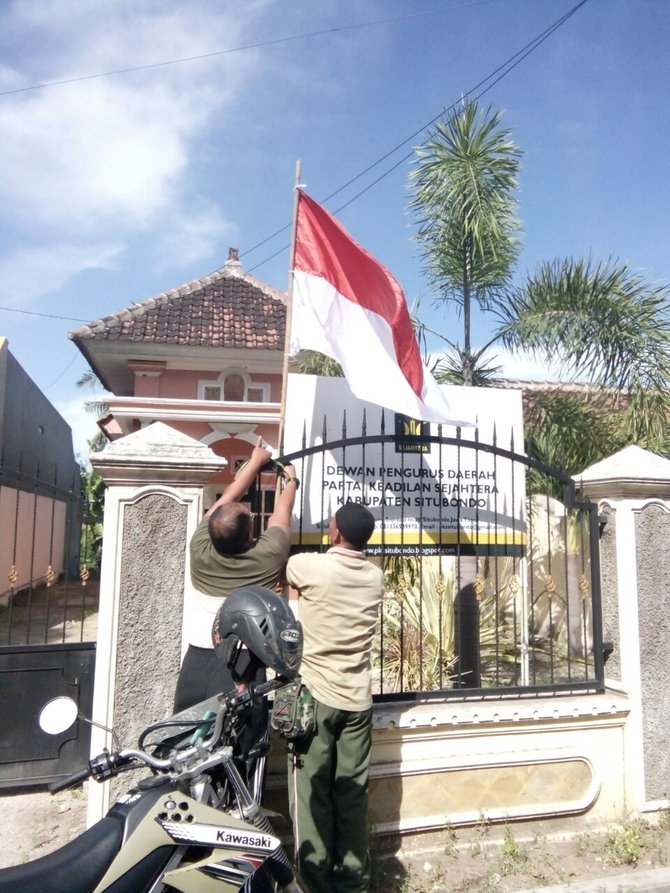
[160,819,279,851]
[216,831,273,848]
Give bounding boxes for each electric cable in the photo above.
[0,1,495,98]
[245,0,589,273]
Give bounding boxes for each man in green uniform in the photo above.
[286,503,384,893]
[174,438,299,711]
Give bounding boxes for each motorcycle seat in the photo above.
[0,813,124,893]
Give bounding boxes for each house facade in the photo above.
[69,249,287,514]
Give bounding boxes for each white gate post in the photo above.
[577,444,670,814]
[87,422,224,823]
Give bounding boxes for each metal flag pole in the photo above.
[278,160,303,450]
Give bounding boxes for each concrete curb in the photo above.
[510,866,670,892]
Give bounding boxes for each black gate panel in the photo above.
[0,642,95,789]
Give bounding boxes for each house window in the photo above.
[198,369,270,403]
[223,373,245,401]
[257,486,276,530]
[247,386,265,403]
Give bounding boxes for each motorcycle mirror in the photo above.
[39,696,79,735]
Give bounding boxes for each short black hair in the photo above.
[335,503,375,550]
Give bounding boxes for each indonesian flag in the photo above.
[290,191,473,426]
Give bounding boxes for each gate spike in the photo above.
[362,408,367,437]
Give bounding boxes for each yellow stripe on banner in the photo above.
[291,531,527,547]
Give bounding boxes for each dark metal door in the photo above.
[0,642,96,789]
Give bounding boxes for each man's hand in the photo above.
[208,438,273,515]
[250,438,272,469]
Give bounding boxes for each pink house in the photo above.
[69,249,287,510]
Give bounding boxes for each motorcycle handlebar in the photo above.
[48,675,292,794]
[49,766,91,793]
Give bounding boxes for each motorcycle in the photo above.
[0,586,305,893]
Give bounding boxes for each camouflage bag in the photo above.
[270,679,314,739]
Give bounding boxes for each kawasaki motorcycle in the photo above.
[0,586,305,893]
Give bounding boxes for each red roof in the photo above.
[69,256,287,351]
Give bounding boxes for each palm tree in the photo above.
[410,103,670,468]
[409,100,522,385]
[497,257,670,456]
[76,369,109,453]
[292,350,343,378]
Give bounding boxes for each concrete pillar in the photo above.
[87,422,224,822]
[577,444,670,813]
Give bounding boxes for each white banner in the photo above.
[284,374,526,554]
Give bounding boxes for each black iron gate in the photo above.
[0,455,100,789]
[278,413,605,703]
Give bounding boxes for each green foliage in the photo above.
[380,558,456,692]
[79,467,105,578]
[432,346,503,386]
[500,825,528,874]
[410,101,521,307]
[77,368,110,454]
[500,257,670,391]
[379,555,521,693]
[443,822,458,857]
[377,493,596,694]
[496,258,670,470]
[604,819,648,867]
[523,389,631,485]
[293,350,343,377]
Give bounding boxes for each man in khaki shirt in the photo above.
[286,503,384,893]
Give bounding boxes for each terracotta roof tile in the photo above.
[69,260,287,351]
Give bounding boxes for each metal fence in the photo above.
[0,448,100,787]
[0,453,99,647]
[279,415,604,702]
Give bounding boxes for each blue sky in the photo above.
[1,0,668,459]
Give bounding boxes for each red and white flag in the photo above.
[290,191,473,426]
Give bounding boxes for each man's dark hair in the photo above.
[335,503,375,550]
[208,504,253,556]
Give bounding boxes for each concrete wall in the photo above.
[0,338,81,598]
[0,339,79,483]
[106,493,187,802]
[635,503,670,802]
[263,691,630,839]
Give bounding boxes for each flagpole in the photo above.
[278,159,302,450]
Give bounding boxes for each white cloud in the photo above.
[0,242,123,304]
[0,1,268,303]
[428,347,577,384]
[157,204,234,269]
[490,347,571,382]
